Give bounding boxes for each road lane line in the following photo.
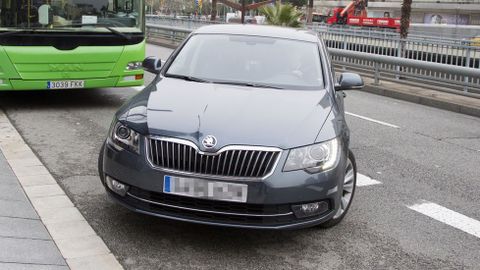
[131,86,145,91]
[408,201,480,239]
[357,173,382,186]
[346,112,400,129]
[0,110,124,270]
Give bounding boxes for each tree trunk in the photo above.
[211,0,217,21]
[306,0,313,23]
[400,0,412,39]
[400,0,412,56]
[399,0,412,79]
[241,0,246,24]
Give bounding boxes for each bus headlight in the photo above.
[126,61,143,70]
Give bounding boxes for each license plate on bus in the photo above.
[163,176,248,203]
[47,80,84,89]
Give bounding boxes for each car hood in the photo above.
[146,78,333,150]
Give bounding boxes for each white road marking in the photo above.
[409,201,480,239]
[0,110,123,270]
[131,86,145,91]
[356,173,382,186]
[346,112,400,129]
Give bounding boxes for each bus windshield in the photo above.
[0,0,144,33]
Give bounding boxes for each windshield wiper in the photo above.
[164,74,282,89]
[211,81,284,89]
[164,74,212,83]
[54,23,132,40]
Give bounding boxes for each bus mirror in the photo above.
[143,57,162,74]
[38,5,52,25]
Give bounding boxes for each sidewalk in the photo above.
[0,150,68,269]
[0,110,123,270]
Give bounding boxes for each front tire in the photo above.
[319,150,357,228]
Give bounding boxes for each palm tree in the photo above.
[259,3,302,28]
[399,0,412,58]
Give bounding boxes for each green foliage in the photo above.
[259,3,302,28]
[285,0,307,8]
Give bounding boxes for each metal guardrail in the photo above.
[146,24,191,45]
[146,15,222,29]
[147,16,480,68]
[147,15,480,42]
[145,24,480,96]
[329,48,480,96]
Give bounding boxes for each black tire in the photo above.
[98,141,106,185]
[319,150,357,228]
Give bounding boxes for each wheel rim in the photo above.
[333,158,355,219]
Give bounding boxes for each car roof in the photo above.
[193,24,320,43]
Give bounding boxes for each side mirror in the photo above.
[335,73,364,91]
[143,57,162,74]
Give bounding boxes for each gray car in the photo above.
[98,25,364,229]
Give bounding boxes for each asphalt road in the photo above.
[0,44,479,270]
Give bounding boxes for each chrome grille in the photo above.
[146,138,281,179]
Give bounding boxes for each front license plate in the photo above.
[47,80,84,89]
[164,176,248,203]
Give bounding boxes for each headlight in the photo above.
[108,121,140,154]
[283,138,340,173]
[126,61,143,70]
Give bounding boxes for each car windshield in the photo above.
[0,0,143,33]
[166,34,325,90]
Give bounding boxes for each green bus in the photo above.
[0,0,145,91]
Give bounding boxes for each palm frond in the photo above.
[259,3,302,28]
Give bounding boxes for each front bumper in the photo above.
[101,141,347,229]
[0,76,143,91]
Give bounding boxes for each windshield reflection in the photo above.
[166,34,325,90]
[0,0,143,32]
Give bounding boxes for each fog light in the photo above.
[106,176,129,196]
[0,79,4,85]
[292,201,329,218]
[123,76,135,81]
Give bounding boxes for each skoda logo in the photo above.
[202,135,217,149]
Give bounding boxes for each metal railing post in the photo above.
[342,33,348,70]
[374,62,380,85]
[396,39,401,80]
[463,47,471,92]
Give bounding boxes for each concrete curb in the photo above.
[363,83,480,118]
[0,110,123,270]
